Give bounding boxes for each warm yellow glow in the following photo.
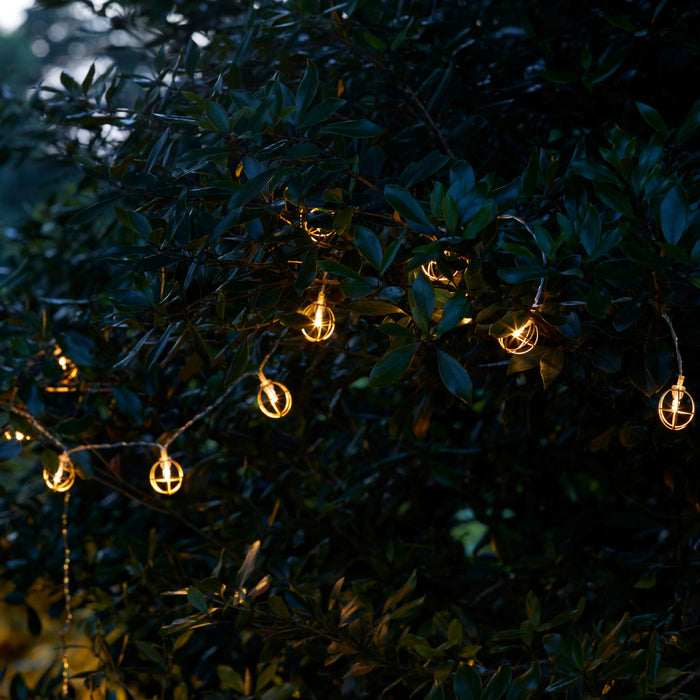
[658,375,695,430]
[257,372,292,418]
[420,253,466,283]
[421,259,449,283]
[43,452,75,492]
[498,318,538,355]
[302,209,333,243]
[4,429,29,441]
[46,345,79,392]
[301,290,335,342]
[149,448,184,494]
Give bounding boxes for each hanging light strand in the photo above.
[495,215,546,355]
[656,308,694,430]
[498,214,547,308]
[60,492,72,697]
[659,308,683,377]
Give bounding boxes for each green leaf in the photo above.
[354,227,383,269]
[339,277,375,298]
[347,301,406,315]
[497,266,546,284]
[659,184,688,245]
[601,650,647,680]
[298,97,345,129]
[580,206,601,256]
[482,665,512,700]
[437,350,472,403]
[135,641,164,666]
[318,260,362,279]
[540,348,564,390]
[525,591,541,626]
[225,337,249,385]
[592,344,623,373]
[411,272,435,331]
[363,30,386,51]
[218,666,245,693]
[268,595,290,618]
[444,194,459,234]
[295,59,319,116]
[586,280,612,318]
[184,38,200,77]
[113,385,144,422]
[437,294,471,334]
[205,100,229,133]
[237,540,260,589]
[676,98,700,143]
[369,343,420,387]
[187,587,208,613]
[385,184,433,229]
[613,297,646,331]
[454,662,482,700]
[383,569,417,612]
[320,119,383,138]
[545,675,581,693]
[295,248,317,295]
[570,159,619,185]
[380,237,403,275]
[636,101,667,136]
[115,207,152,238]
[463,202,494,239]
[403,151,451,188]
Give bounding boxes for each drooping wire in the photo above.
[61,492,72,697]
[497,214,547,308]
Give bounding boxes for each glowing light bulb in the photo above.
[257,371,292,418]
[43,452,75,492]
[302,209,333,243]
[421,259,449,283]
[658,374,695,430]
[4,429,29,441]
[149,447,184,495]
[301,290,335,342]
[498,318,538,355]
[46,345,79,392]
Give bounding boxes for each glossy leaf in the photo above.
[369,343,419,387]
[437,350,472,403]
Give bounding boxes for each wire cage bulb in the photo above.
[257,371,292,419]
[498,318,539,355]
[43,452,75,492]
[658,374,695,431]
[302,209,333,243]
[46,345,79,392]
[301,290,335,342]
[421,259,449,283]
[149,447,184,495]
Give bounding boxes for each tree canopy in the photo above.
[2,1,700,698]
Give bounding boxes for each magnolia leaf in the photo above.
[369,343,419,387]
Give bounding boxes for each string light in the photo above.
[421,259,449,283]
[301,209,333,243]
[257,369,292,418]
[498,318,539,355]
[60,492,72,697]
[3,428,29,441]
[656,309,694,430]
[421,250,465,284]
[496,215,545,355]
[46,345,79,393]
[658,375,694,430]
[43,452,76,493]
[301,288,335,342]
[149,447,184,495]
